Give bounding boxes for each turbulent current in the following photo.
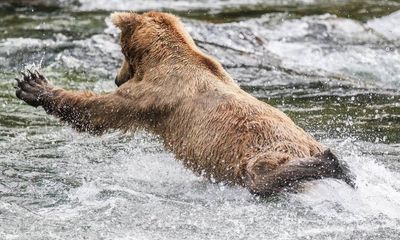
[0,0,400,239]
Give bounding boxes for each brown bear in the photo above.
[15,11,353,196]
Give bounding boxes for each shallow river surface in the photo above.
[1,0,400,239]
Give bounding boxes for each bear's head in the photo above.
[111,11,196,86]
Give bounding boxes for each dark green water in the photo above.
[0,0,400,239]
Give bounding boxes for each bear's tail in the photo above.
[244,149,355,196]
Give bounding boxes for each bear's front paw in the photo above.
[15,70,53,107]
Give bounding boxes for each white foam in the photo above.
[366,10,400,41]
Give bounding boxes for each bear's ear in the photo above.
[110,12,142,29]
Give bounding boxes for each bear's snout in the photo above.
[115,75,121,87]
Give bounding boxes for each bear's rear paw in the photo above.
[15,70,53,107]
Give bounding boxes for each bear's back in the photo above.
[160,83,324,183]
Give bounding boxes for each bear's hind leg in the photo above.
[243,149,355,197]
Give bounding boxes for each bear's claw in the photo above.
[15,69,52,107]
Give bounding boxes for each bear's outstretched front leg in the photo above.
[15,70,53,107]
[15,70,138,134]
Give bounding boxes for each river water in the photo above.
[0,0,400,239]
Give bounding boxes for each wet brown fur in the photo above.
[17,12,353,196]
